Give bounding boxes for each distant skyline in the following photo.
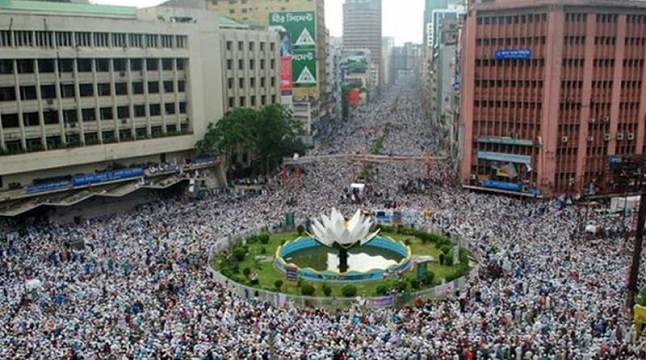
[92,0,423,46]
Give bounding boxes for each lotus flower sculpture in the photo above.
[308,208,380,273]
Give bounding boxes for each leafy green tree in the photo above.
[196,105,305,175]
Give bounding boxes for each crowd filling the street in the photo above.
[2,78,646,359]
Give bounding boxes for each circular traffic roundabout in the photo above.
[213,208,473,305]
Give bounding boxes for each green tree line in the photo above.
[196,104,306,176]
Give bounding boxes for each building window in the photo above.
[270,59,275,70]
[165,103,175,115]
[249,59,255,70]
[226,41,233,50]
[146,59,159,71]
[149,104,161,116]
[94,33,109,47]
[238,59,244,69]
[260,42,265,51]
[239,96,245,107]
[115,83,128,96]
[228,97,234,108]
[249,42,254,51]
[228,78,234,89]
[261,95,266,105]
[250,95,256,106]
[239,78,244,88]
[227,59,233,70]
[270,77,276,87]
[99,107,113,121]
[19,86,37,100]
[238,41,243,51]
[102,130,115,143]
[134,105,146,117]
[132,82,144,94]
[260,59,265,70]
[250,78,255,87]
[148,81,160,94]
[82,108,96,122]
[163,81,174,93]
[117,106,129,119]
[162,58,174,71]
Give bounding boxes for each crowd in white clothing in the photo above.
[0,79,645,360]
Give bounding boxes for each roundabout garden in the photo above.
[213,214,472,299]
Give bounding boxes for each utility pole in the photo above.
[627,193,646,308]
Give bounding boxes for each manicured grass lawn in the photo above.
[213,231,471,298]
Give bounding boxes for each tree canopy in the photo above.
[196,104,306,175]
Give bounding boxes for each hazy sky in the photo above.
[92,0,423,46]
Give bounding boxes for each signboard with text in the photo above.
[495,49,532,60]
[269,11,318,99]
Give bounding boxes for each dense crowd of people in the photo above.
[1,78,646,359]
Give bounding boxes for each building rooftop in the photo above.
[217,15,247,28]
[0,0,137,17]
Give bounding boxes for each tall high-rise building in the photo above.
[343,0,382,87]
[382,37,394,85]
[207,0,330,136]
[460,0,646,197]
[424,0,448,49]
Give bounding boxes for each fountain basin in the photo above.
[274,236,412,283]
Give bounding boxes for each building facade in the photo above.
[0,0,279,190]
[220,26,281,113]
[343,0,382,87]
[207,0,328,128]
[460,0,646,197]
[390,43,424,83]
[381,36,394,86]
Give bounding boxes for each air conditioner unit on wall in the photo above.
[588,136,594,142]
[589,118,596,123]
[617,133,624,140]
[603,116,610,123]
[561,136,568,143]
[604,133,612,141]
[628,133,635,140]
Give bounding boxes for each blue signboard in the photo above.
[477,151,531,165]
[495,49,532,60]
[482,179,522,192]
[27,181,71,194]
[72,168,144,187]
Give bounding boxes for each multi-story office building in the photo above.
[382,37,394,86]
[429,8,464,52]
[460,0,646,197]
[390,43,424,83]
[343,0,382,88]
[219,25,281,113]
[0,0,279,191]
[207,0,328,132]
[424,0,449,49]
[326,32,343,127]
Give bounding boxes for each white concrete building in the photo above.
[0,0,280,190]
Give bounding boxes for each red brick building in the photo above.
[460,0,646,197]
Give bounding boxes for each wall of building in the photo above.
[0,3,225,189]
[220,28,281,113]
[207,0,328,106]
[343,0,383,87]
[460,0,646,196]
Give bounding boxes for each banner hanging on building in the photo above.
[269,11,318,91]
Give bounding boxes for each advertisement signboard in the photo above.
[292,49,317,88]
[280,54,293,96]
[269,11,318,100]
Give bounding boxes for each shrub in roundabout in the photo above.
[301,283,315,296]
[342,285,358,297]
